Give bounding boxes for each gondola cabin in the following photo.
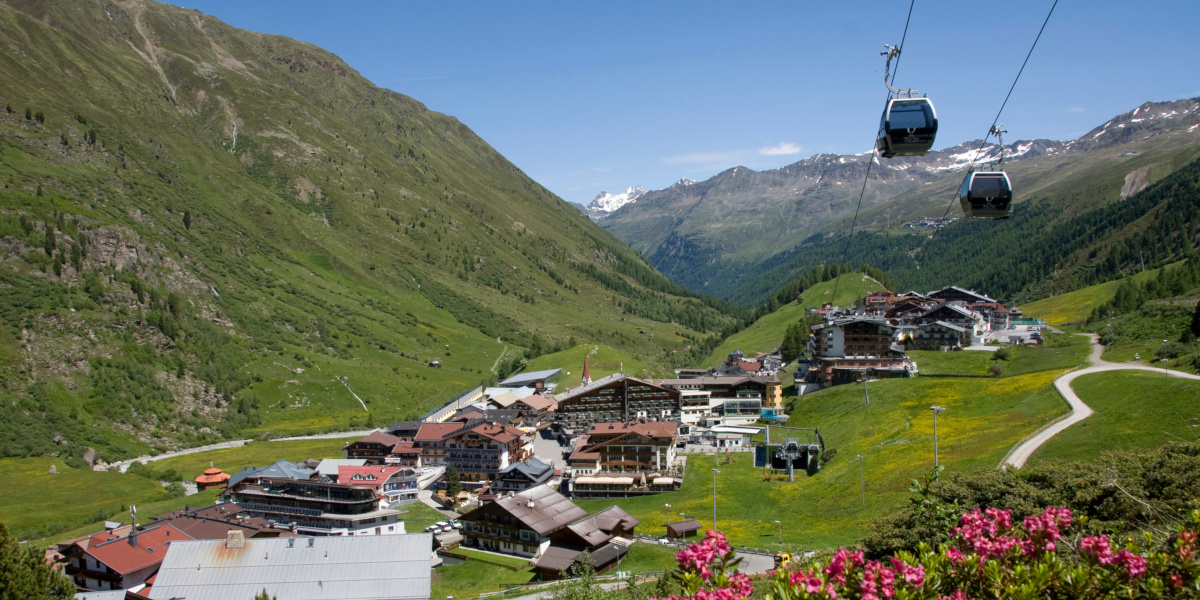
[876,97,938,158]
[958,171,1013,219]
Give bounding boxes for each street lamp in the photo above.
[857,454,865,506]
[1163,340,1170,379]
[774,520,782,553]
[711,468,720,531]
[665,503,671,530]
[931,406,946,477]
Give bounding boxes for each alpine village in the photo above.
[3,2,1200,600]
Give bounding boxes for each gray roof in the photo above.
[666,519,703,535]
[227,459,315,489]
[148,534,432,600]
[474,484,586,536]
[930,320,968,332]
[500,369,562,387]
[564,506,640,547]
[922,303,974,319]
[929,285,995,302]
[499,456,554,481]
[534,542,627,572]
[315,459,367,478]
[75,592,126,600]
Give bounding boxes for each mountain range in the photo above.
[594,97,1200,304]
[0,0,744,463]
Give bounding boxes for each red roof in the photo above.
[352,430,402,447]
[736,361,761,372]
[464,422,525,444]
[336,465,405,486]
[83,524,192,575]
[194,468,230,485]
[390,442,421,455]
[415,422,462,441]
[584,421,679,439]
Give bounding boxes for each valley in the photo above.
[2,2,1200,599]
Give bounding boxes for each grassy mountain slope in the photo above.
[0,0,744,463]
[702,274,883,368]
[731,142,1200,307]
[1020,263,1176,327]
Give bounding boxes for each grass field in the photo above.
[0,457,170,541]
[704,275,884,368]
[1002,333,1092,376]
[431,541,678,599]
[908,349,994,376]
[616,542,680,574]
[431,561,537,599]
[577,351,1075,550]
[148,437,360,480]
[395,501,450,534]
[1029,370,1200,464]
[445,547,532,569]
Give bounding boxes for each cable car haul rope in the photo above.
[830,0,1058,297]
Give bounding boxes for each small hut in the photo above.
[194,467,231,490]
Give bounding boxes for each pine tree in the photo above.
[0,522,76,599]
[445,464,462,498]
[43,225,55,256]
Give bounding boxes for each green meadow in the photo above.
[1020,263,1173,327]
[1030,370,1200,464]
[0,457,168,541]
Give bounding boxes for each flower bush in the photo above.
[656,508,1200,600]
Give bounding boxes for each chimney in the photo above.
[225,530,245,550]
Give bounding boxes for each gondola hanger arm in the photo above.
[882,44,918,97]
[990,125,1008,169]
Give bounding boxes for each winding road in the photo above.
[1002,334,1200,469]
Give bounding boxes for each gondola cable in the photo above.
[831,0,917,302]
[908,0,1058,268]
[935,0,1059,221]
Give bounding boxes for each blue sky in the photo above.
[171,1,1200,205]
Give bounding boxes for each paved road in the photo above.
[1002,334,1200,468]
[106,429,375,473]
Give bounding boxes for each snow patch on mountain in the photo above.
[587,186,647,214]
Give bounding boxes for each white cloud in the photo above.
[661,151,746,165]
[1067,107,1086,113]
[759,142,802,156]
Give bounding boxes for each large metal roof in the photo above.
[148,534,432,600]
[499,368,562,387]
[470,484,587,536]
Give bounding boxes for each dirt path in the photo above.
[1002,334,1200,468]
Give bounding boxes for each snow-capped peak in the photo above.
[587,186,647,213]
[674,178,697,187]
